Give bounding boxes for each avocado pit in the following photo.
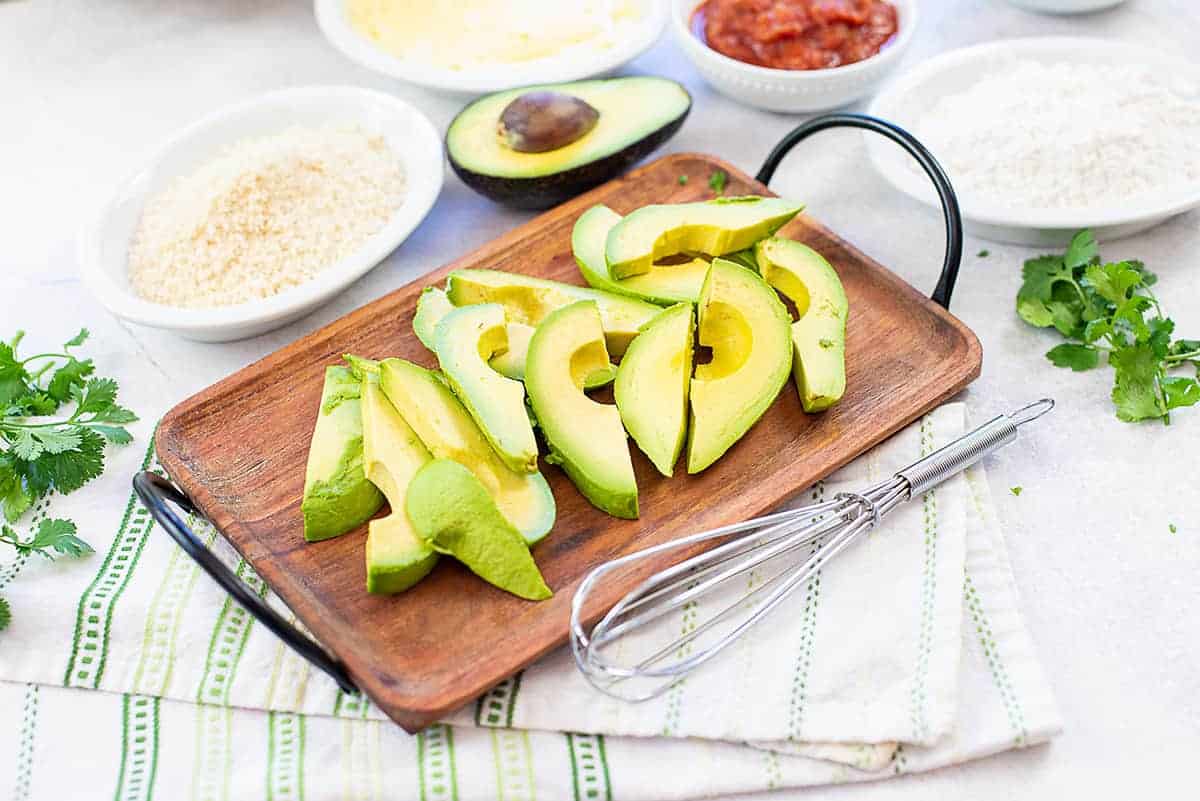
[498,91,600,153]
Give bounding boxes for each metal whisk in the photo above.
[570,398,1055,702]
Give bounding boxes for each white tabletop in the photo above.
[3,0,1198,797]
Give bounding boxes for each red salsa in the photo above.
[692,0,899,71]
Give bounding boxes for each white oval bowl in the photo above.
[314,0,669,95]
[1003,0,1126,13]
[867,37,1200,246]
[79,86,444,342]
[671,0,917,113]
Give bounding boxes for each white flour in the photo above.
[913,61,1200,210]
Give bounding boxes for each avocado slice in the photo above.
[379,358,556,544]
[687,259,793,474]
[412,287,455,351]
[434,303,539,474]
[406,459,551,601]
[605,196,804,280]
[572,204,710,305]
[756,238,849,412]
[614,303,695,477]
[445,268,659,357]
[446,76,691,210]
[526,301,638,519]
[300,366,384,542]
[360,378,439,594]
[413,285,615,389]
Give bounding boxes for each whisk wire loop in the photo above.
[570,401,1053,702]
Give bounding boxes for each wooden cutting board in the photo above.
[156,153,981,732]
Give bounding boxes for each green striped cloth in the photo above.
[0,404,1060,799]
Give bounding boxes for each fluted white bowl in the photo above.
[671,0,917,113]
[1004,0,1126,14]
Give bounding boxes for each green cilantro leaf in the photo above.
[1046,344,1100,372]
[977,249,989,258]
[47,357,94,402]
[1063,229,1098,270]
[76,378,119,415]
[11,430,40,461]
[678,175,689,185]
[0,469,32,523]
[23,518,93,558]
[0,596,10,631]
[1110,344,1164,422]
[1083,318,1112,343]
[1046,300,1084,338]
[1147,317,1175,360]
[1170,339,1200,357]
[1084,262,1143,306]
[1162,376,1200,411]
[1016,256,1076,327]
[40,429,106,494]
[708,169,728,196]
[0,343,26,406]
[1010,486,1022,496]
[63,329,90,349]
[92,425,134,445]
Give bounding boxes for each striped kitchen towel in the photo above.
[0,404,1060,800]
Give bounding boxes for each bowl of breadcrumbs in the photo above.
[79,86,443,341]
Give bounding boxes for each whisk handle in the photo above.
[895,399,1054,496]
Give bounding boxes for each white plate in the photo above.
[867,37,1200,246]
[79,86,443,342]
[314,0,669,95]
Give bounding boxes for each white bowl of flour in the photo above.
[79,86,443,341]
[867,37,1200,245]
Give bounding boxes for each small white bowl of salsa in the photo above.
[672,0,917,113]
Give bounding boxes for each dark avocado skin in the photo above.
[447,105,690,211]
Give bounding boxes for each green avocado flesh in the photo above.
[614,303,694,478]
[446,77,691,210]
[526,301,638,519]
[414,286,614,389]
[412,287,454,351]
[687,259,793,474]
[605,197,804,280]
[434,304,539,474]
[301,366,384,542]
[360,378,438,594]
[406,459,551,601]
[445,268,659,357]
[379,358,556,544]
[573,204,709,305]
[755,238,849,412]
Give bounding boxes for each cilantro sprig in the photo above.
[1,519,93,560]
[0,329,136,631]
[1016,230,1200,423]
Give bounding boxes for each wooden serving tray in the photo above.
[156,153,981,732]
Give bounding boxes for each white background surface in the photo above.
[2,0,1198,797]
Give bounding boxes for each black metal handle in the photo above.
[132,471,358,694]
[756,113,963,309]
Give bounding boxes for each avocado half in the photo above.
[446,76,691,210]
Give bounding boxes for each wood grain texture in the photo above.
[155,153,981,732]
